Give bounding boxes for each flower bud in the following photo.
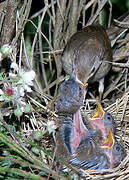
[1,44,12,55]
[14,108,23,117]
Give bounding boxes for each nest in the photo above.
[81,91,129,179]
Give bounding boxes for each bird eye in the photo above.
[59,98,62,102]
[106,113,113,121]
[64,87,67,92]
[116,145,120,152]
[107,115,111,121]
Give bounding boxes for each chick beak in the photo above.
[91,102,104,120]
[102,128,114,149]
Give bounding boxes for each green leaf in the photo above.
[65,74,70,79]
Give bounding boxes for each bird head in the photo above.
[90,103,105,140]
[71,69,88,90]
[90,103,116,142]
[101,128,126,168]
[56,78,85,114]
[111,141,127,168]
[103,111,116,135]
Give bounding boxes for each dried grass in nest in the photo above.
[82,91,129,179]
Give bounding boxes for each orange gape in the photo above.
[102,128,114,149]
[90,102,116,143]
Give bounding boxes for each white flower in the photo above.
[0,89,4,95]
[0,89,4,101]
[24,84,32,92]
[0,52,2,61]
[21,70,36,86]
[19,87,25,96]
[13,86,25,97]
[15,69,36,93]
[9,72,17,78]
[10,62,19,72]
[46,120,57,134]
[19,69,35,84]
[0,96,4,101]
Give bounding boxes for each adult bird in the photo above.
[61,24,112,100]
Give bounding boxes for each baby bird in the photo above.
[56,78,109,171]
[70,133,110,171]
[89,103,126,169]
[56,78,87,155]
[56,78,85,115]
[61,24,112,100]
[70,128,126,174]
[102,128,127,168]
[90,103,116,141]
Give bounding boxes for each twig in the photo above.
[12,0,32,47]
[27,95,58,118]
[108,0,112,27]
[114,19,129,27]
[87,0,108,25]
[1,0,21,45]
[113,52,129,62]
[103,69,126,99]
[38,15,50,95]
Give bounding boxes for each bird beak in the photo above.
[80,81,88,88]
[75,75,88,88]
[102,128,115,149]
[83,82,88,87]
[91,102,104,120]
